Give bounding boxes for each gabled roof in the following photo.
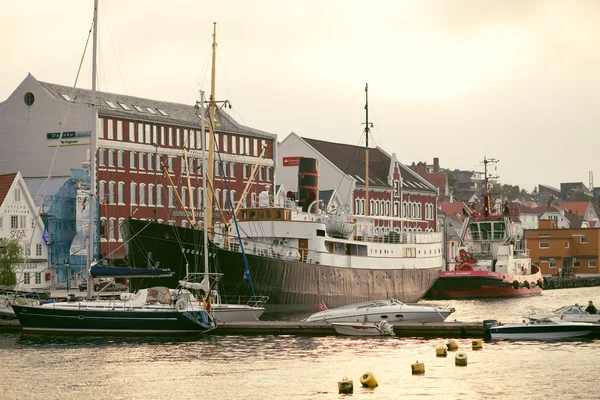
[439,202,471,222]
[564,212,584,228]
[38,80,275,139]
[302,137,435,193]
[0,173,17,207]
[555,201,591,217]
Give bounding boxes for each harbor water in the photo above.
[1,286,599,400]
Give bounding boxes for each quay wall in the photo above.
[543,276,600,290]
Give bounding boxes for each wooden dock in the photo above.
[0,320,484,338]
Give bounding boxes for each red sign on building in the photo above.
[283,156,303,166]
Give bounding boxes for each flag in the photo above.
[318,301,328,311]
[206,295,211,312]
[81,198,87,211]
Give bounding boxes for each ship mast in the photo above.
[206,22,217,239]
[482,156,499,218]
[86,0,99,300]
[362,83,373,217]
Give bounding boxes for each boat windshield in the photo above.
[554,305,585,314]
[146,287,171,304]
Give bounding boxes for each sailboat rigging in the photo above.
[11,0,216,335]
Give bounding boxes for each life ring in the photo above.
[537,279,544,288]
[175,299,187,310]
[524,281,531,289]
[459,263,474,271]
[512,280,519,290]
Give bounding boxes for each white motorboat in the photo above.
[305,299,454,323]
[486,317,596,341]
[332,320,395,336]
[526,305,600,324]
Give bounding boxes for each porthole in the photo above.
[24,92,35,106]
[380,315,388,319]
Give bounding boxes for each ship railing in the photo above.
[354,231,442,245]
[224,295,270,308]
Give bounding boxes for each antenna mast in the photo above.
[482,156,499,217]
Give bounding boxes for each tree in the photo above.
[500,184,521,200]
[569,190,593,202]
[0,238,22,286]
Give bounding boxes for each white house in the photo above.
[0,172,50,290]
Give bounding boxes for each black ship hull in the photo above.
[12,304,214,336]
[122,219,442,313]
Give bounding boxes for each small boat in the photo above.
[332,320,395,336]
[485,318,596,341]
[526,305,600,324]
[305,299,454,323]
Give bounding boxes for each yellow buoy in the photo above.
[411,360,425,375]
[472,339,483,350]
[338,377,353,394]
[436,346,447,357]
[455,352,468,366]
[360,372,378,388]
[446,339,459,351]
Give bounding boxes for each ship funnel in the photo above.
[297,158,320,213]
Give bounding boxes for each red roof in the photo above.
[440,202,471,221]
[556,201,591,217]
[0,173,17,207]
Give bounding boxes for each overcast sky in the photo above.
[2,0,599,192]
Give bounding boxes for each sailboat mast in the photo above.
[86,0,99,300]
[363,83,372,217]
[206,22,217,239]
[200,91,209,275]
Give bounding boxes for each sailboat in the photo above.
[123,80,444,312]
[11,0,216,335]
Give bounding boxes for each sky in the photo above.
[1,0,600,192]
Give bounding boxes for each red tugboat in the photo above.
[427,158,543,299]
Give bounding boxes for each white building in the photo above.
[0,172,50,289]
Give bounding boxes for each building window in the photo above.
[182,187,187,207]
[253,138,258,156]
[108,150,114,167]
[145,124,151,144]
[169,127,174,146]
[108,181,115,204]
[168,157,173,172]
[157,185,163,206]
[140,184,146,205]
[99,181,106,204]
[118,218,125,241]
[262,139,267,155]
[97,117,104,138]
[35,272,41,285]
[589,261,597,268]
[36,244,42,257]
[24,273,30,285]
[197,188,203,209]
[109,218,116,241]
[160,126,165,145]
[240,137,245,155]
[539,242,550,248]
[259,167,264,181]
[196,131,202,150]
[0,216,3,229]
[128,122,135,142]
[24,92,35,106]
[565,242,569,248]
[130,151,137,169]
[152,125,158,144]
[243,164,248,179]
[11,215,18,229]
[394,201,400,217]
[580,237,588,244]
[232,136,237,154]
[98,149,105,165]
[215,189,221,207]
[223,135,228,152]
[138,123,144,143]
[130,183,137,205]
[189,130,195,148]
[230,162,236,178]
[148,184,155,206]
[168,187,174,208]
[148,153,154,170]
[107,119,114,139]
[117,150,124,168]
[245,138,250,155]
[139,152,145,170]
[118,182,124,204]
[176,128,181,147]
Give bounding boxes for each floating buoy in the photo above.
[512,280,519,290]
[472,339,483,350]
[436,346,448,357]
[360,372,378,388]
[455,352,468,366]
[524,281,531,289]
[446,340,459,351]
[338,377,353,394]
[537,279,544,288]
[411,360,425,375]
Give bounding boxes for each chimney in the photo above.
[433,157,440,173]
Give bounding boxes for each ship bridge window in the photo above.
[469,223,480,240]
[275,210,282,219]
[493,222,505,239]
[316,229,325,237]
[480,223,492,240]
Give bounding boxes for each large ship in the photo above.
[122,85,443,312]
[426,158,543,300]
